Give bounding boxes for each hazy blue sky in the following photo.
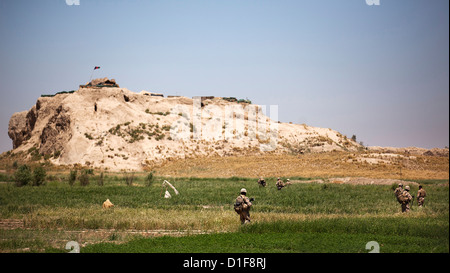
[0,0,448,153]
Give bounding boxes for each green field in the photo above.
[0,175,448,253]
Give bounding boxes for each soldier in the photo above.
[286,179,292,186]
[394,183,404,204]
[234,188,253,224]
[417,185,427,207]
[257,177,266,187]
[276,177,285,190]
[399,185,413,213]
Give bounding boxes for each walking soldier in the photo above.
[417,185,427,207]
[234,188,254,224]
[399,185,413,213]
[394,183,404,204]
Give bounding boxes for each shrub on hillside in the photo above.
[124,172,134,186]
[145,171,154,187]
[33,166,46,186]
[68,170,77,186]
[97,172,104,186]
[79,170,90,186]
[14,164,32,187]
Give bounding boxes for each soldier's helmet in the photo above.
[405,186,410,191]
[240,188,247,194]
[398,183,403,187]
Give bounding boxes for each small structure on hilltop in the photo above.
[222,97,237,102]
[192,96,215,107]
[140,90,164,97]
[193,96,215,102]
[80,77,119,88]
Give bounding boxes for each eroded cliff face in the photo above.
[7,81,364,171]
[39,105,72,155]
[8,105,37,149]
[8,111,28,149]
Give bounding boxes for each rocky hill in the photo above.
[8,79,370,171]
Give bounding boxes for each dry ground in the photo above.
[151,152,449,180]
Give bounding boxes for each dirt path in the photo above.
[0,219,24,229]
[0,219,209,237]
[0,221,213,252]
[289,177,421,186]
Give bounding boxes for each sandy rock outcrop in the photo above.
[8,78,364,171]
[8,105,37,149]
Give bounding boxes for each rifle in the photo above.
[235,198,254,209]
[243,197,255,207]
[243,197,255,205]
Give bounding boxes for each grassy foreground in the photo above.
[84,216,449,253]
[0,175,448,253]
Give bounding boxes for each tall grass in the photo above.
[0,175,448,252]
[1,177,448,227]
[82,215,449,253]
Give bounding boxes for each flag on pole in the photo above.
[89,66,101,82]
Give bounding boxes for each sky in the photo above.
[0,0,448,153]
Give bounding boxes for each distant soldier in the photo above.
[276,177,285,190]
[394,183,404,204]
[257,177,266,187]
[234,188,254,224]
[417,185,427,207]
[399,185,413,213]
[276,178,291,190]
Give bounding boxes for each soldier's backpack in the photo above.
[234,196,244,214]
[394,188,403,204]
[398,192,410,203]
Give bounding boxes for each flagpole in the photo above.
[89,69,95,83]
[89,66,100,83]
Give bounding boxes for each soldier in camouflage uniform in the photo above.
[399,185,413,213]
[257,177,266,187]
[234,188,253,224]
[417,185,427,207]
[394,183,404,204]
[276,178,292,190]
[276,177,285,190]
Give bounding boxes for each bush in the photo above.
[145,171,154,187]
[97,172,104,186]
[14,164,32,187]
[84,133,94,140]
[68,170,77,186]
[79,170,90,186]
[124,172,134,186]
[53,150,61,158]
[33,166,47,186]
